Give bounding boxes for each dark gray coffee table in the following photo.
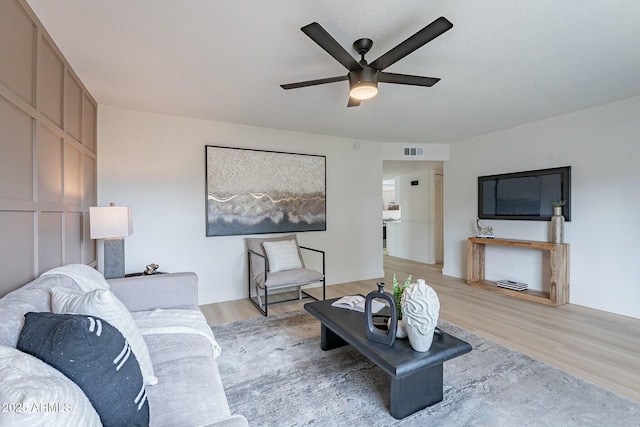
[304,298,472,419]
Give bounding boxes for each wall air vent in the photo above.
[403,147,424,157]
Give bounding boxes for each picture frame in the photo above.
[205,145,326,236]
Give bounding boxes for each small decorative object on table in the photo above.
[401,279,440,352]
[550,199,565,243]
[392,274,412,338]
[364,282,397,347]
[496,279,528,291]
[475,218,494,238]
[144,263,159,275]
[331,295,384,313]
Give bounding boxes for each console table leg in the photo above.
[320,324,348,351]
[389,363,444,419]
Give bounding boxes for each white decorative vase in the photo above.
[551,206,565,243]
[401,279,440,352]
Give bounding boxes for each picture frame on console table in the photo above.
[205,145,326,237]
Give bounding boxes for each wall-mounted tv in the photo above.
[478,166,571,221]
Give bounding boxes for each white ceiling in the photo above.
[26,0,640,145]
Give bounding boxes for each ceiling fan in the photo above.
[280,17,453,107]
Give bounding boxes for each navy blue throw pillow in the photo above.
[17,312,149,427]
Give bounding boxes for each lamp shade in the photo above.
[89,205,133,239]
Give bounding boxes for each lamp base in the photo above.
[104,238,125,279]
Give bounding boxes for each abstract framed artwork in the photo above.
[205,145,326,236]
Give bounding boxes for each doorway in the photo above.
[382,161,444,265]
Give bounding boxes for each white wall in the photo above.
[386,171,436,263]
[97,106,384,305]
[444,96,640,319]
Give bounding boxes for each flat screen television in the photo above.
[478,166,571,221]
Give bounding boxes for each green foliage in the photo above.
[392,273,412,319]
[551,199,566,207]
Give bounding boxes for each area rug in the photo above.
[213,311,639,426]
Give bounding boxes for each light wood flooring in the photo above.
[200,255,640,402]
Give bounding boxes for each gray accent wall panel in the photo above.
[82,212,95,264]
[83,154,97,206]
[0,0,35,106]
[37,124,63,204]
[65,212,83,264]
[38,38,64,127]
[0,98,33,201]
[0,211,35,288]
[83,94,97,152]
[38,211,63,274]
[64,142,82,206]
[65,71,82,141]
[0,0,98,297]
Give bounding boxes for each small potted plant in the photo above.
[551,199,566,214]
[392,273,411,319]
[391,273,412,338]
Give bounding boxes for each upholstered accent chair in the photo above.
[246,235,325,316]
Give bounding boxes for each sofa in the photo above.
[0,264,248,427]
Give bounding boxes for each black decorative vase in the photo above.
[365,282,397,346]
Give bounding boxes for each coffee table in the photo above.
[304,298,472,419]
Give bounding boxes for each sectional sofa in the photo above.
[0,264,248,426]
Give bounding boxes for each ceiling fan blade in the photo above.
[369,17,453,71]
[301,22,361,71]
[280,75,347,90]
[379,72,440,87]
[347,97,361,107]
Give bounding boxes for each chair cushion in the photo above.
[245,234,305,279]
[255,268,324,290]
[263,239,303,272]
[17,312,149,427]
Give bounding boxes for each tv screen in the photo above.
[478,166,571,221]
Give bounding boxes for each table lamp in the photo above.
[90,202,133,279]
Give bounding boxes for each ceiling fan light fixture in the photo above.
[350,82,378,100]
[348,67,379,100]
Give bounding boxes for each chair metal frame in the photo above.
[247,246,325,316]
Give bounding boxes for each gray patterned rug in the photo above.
[213,311,639,426]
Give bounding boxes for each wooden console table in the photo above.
[467,237,569,306]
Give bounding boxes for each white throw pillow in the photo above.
[51,287,158,386]
[0,345,101,427]
[263,239,303,273]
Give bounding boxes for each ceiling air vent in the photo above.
[403,147,424,157]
